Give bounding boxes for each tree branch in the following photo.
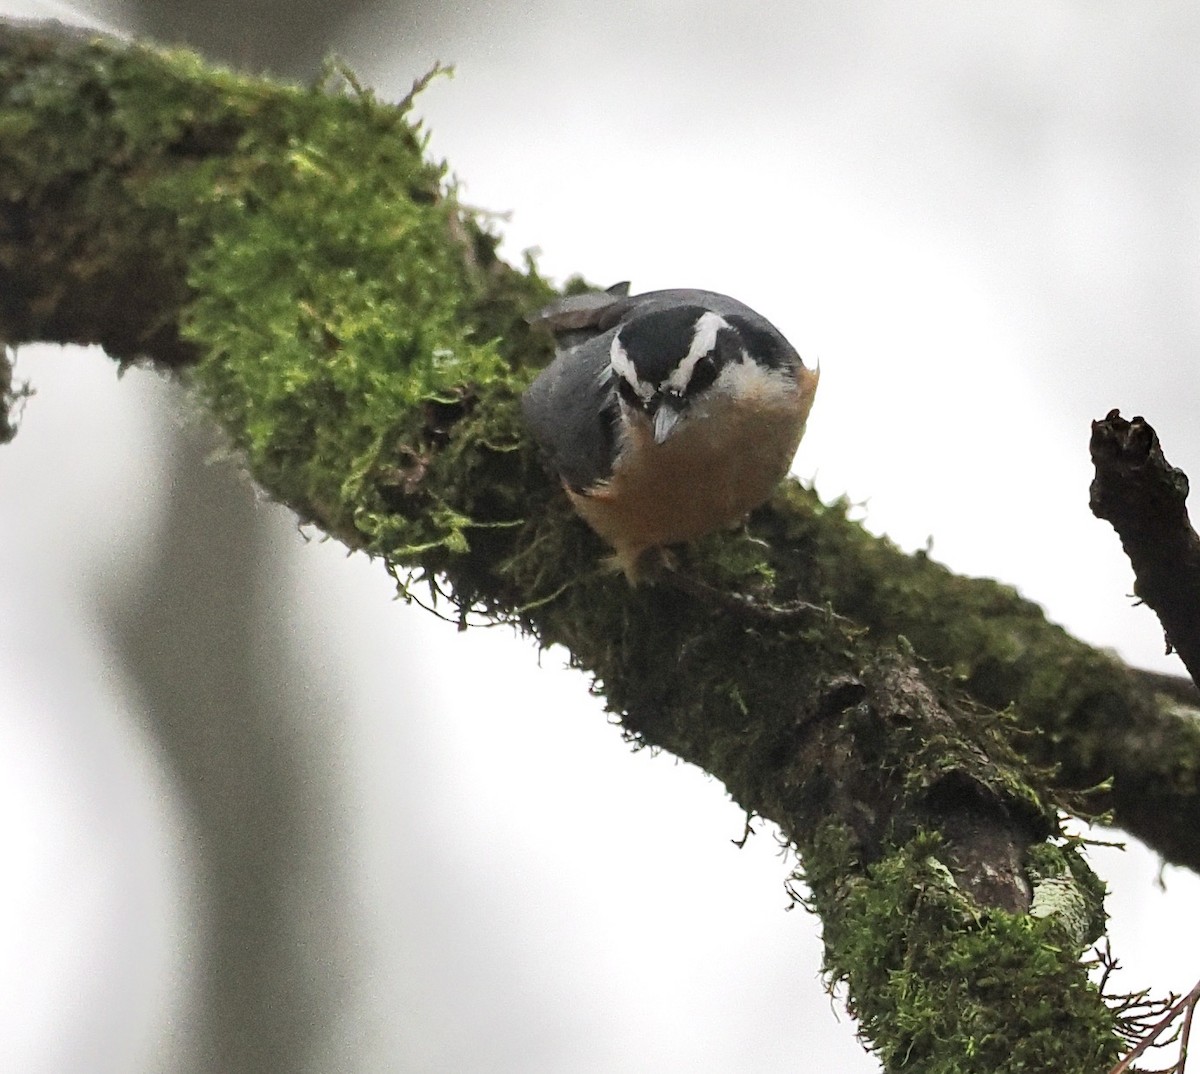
[1091,409,1200,687]
[3,19,1193,1070]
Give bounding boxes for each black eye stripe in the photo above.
[611,306,786,407]
[685,352,719,395]
[614,376,643,406]
[723,314,789,370]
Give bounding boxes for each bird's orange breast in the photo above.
[568,365,818,580]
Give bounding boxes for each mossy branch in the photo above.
[2,19,1195,1071]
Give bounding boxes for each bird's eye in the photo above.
[686,352,719,396]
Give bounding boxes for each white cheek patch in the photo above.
[610,334,654,401]
[709,356,793,405]
[664,311,728,395]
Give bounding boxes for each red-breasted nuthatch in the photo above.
[523,286,819,580]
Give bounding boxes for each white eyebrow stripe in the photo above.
[665,311,728,394]
[609,334,653,400]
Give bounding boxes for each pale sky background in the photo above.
[2,2,1200,1072]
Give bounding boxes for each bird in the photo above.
[522,285,819,582]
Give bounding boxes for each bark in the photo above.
[1091,409,1200,687]
[5,19,1196,1071]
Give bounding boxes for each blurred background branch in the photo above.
[5,6,371,1072]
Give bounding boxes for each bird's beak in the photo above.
[652,404,681,444]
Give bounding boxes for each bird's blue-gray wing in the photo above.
[526,282,633,351]
[521,332,620,491]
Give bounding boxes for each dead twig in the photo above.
[1108,976,1200,1074]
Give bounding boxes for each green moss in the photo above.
[0,32,554,565]
[146,73,514,555]
[35,41,544,566]
[807,828,1120,1074]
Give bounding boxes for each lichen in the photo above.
[1026,841,1108,949]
